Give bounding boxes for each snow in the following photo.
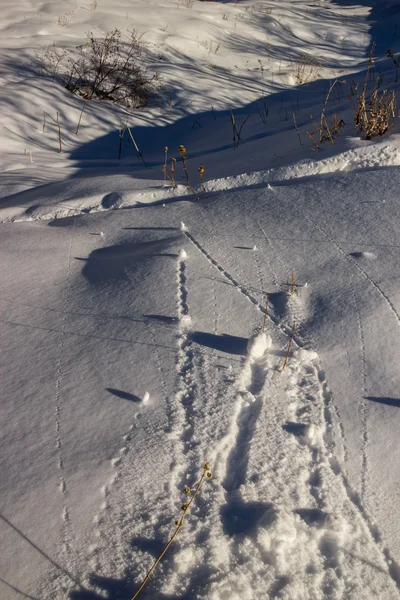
[247,331,272,359]
[1,0,400,599]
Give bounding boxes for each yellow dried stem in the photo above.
[179,145,199,201]
[292,112,302,145]
[75,100,86,135]
[282,322,296,372]
[130,462,212,600]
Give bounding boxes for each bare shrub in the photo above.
[39,29,162,108]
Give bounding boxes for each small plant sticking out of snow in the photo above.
[39,29,162,108]
[198,165,208,199]
[306,79,345,149]
[163,147,177,188]
[355,45,396,140]
[355,87,396,140]
[292,52,322,85]
[282,322,296,372]
[230,108,251,149]
[179,145,199,201]
[130,462,212,600]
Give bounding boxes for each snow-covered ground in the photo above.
[1,1,400,599]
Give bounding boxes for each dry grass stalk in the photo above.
[293,53,321,85]
[306,80,345,148]
[127,125,148,168]
[171,157,176,186]
[291,272,295,295]
[162,148,177,187]
[130,462,212,600]
[306,130,319,151]
[198,165,208,199]
[75,100,86,135]
[282,322,296,372]
[41,111,64,151]
[257,94,269,124]
[292,111,302,145]
[118,125,126,159]
[179,145,199,200]
[230,108,250,149]
[56,111,62,152]
[163,146,168,183]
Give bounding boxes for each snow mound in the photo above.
[247,332,272,358]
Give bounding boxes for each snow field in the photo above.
[2,0,400,599]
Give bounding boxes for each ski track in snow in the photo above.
[54,217,76,569]
[173,250,199,494]
[351,290,369,503]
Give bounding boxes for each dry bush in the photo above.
[355,88,396,139]
[39,29,162,108]
[355,46,396,139]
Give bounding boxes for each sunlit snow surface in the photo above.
[1,1,400,599]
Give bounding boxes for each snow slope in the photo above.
[1,1,400,599]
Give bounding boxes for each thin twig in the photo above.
[179,145,199,200]
[118,125,126,160]
[292,112,302,145]
[130,463,212,600]
[282,322,296,372]
[75,100,86,135]
[56,111,62,152]
[306,131,319,151]
[199,166,208,199]
[127,125,148,168]
[163,146,168,183]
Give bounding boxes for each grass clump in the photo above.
[355,46,396,140]
[355,87,396,140]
